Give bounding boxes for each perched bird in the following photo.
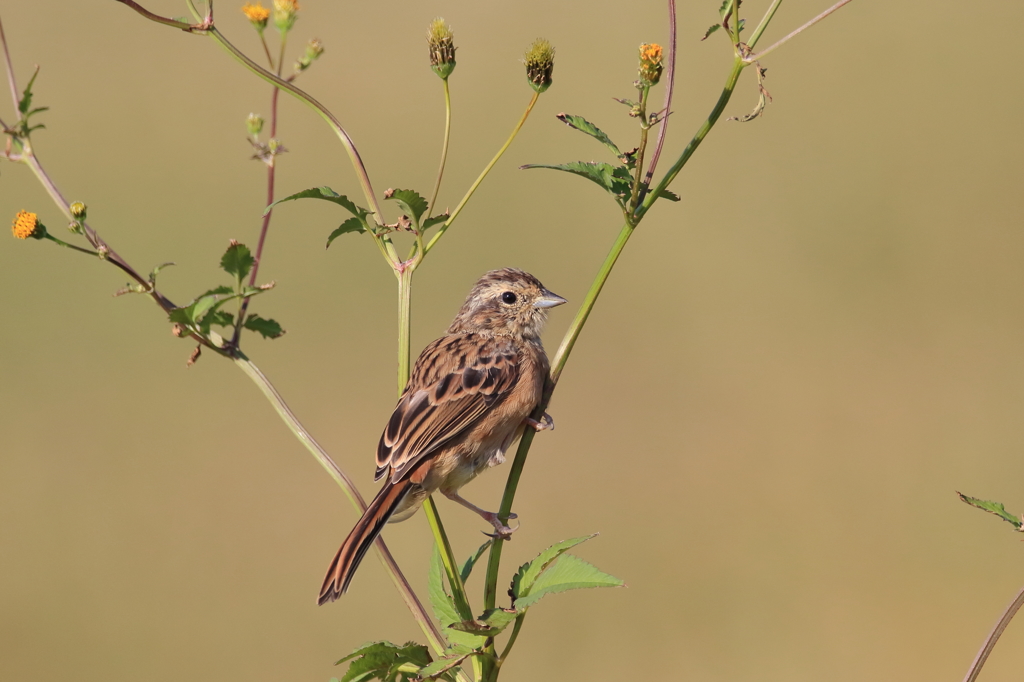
[318,268,566,604]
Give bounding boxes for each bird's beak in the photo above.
[533,289,568,309]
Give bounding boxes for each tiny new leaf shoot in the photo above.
[384,188,429,229]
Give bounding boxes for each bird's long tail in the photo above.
[318,477,414,604]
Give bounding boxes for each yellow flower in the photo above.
[241,2,270,29]
[638,43,664,85]
[273,0,299,31]
[12,210,42,239]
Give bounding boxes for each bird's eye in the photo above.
[501,291,518,305]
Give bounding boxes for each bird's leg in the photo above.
[523,412,555,432]
[441,488,519,538]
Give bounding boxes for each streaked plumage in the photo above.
[318,268,566,603]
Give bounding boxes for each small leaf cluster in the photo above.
[161,241,284,352]
[11,67,48,139]
[337,535,622,680]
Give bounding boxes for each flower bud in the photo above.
[70,201,87,219]
[273,0,299,33]
[11,210,45,240]
[295,38,324,72]
[241,2,270,31]
[638,43,663,86]
[427,18,456,80]
[246,113,264,136]
[524,39,555,93]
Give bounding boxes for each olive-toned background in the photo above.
[2,1,1023,680]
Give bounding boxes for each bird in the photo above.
[318,268,566,604]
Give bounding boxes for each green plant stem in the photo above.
[427,78,452,215]
[496,614,525,666]
[744,0,857,63]
[747,0,783,49]
[397,268,414,394]
[962,583,1024,682]
[232,356,447,654]
[627,86,651,218]
[43,233,101,256]
[425,91,540,255]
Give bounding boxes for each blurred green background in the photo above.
[3,1,1024,680]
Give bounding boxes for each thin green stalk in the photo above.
[497,614,525,666]
[747,0,783,49]
[397,268,414,394]
[44,233,101,256]
[627,86,651,219]
[483,53,750,620]
[425,91,540,255]
[427,78,452,215]
[744,0,857,63]
[423,497,473,619]
[233,357,447,655]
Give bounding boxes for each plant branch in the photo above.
[0,16,19,112]
[962,583,1024,682]
[427,78,452,215]
[744,0,856,63]
[747,0,784,50]
[424,90,540,255]
[113,0,209,32]
[233,357,446,655]
[641,0,677,195]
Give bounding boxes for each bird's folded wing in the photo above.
[376,334,520,482]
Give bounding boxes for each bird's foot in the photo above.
[481,511,519,540]
[524,412,555,432]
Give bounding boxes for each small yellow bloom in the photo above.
[273,0,299,32]
[638,43,664,85]
[12,210,42,239]
[524,38,555,93]
[70,201,87,218]
[241,2,270,29]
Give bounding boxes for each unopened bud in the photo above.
[246,113,264,136]
[69,201,87,218]
[295,38,324,72]
[524,39,555,93]
[427,18,456,80]
[273,0,299,33]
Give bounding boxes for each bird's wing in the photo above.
[376,334,521,482]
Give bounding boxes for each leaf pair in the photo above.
[522,114,679,211]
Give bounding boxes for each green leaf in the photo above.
[521,162,632,205]
[429,547,486,649]
[204,310,234,328]
[244,314,285,339]
[148,262,175,284]
[460,540,493,584]
[335,640,432,682]
[326,217,366,248]
[512,535,596,601]
[658,188,681,202]
[958,493,1024,531]
[167,287,233,326]
[448,609,517,638]
[417,645,476,680]
[514,553,624,610]
[384,188,428,226]
[701,23,721,40]
[421,213,450,231]
[555,113,621,156]
[18,66,40,115]
[265,186,373,221]
[220,242,254,281]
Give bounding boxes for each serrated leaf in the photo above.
[460,540,493,584]
[384,189,428,225]
[448,609,517,637]
[514,553,624,611]
[701,23,721,40]
[265,186,372,221]
[418,645,476,679]
[422,213,450,231]
[335,640,431,682]
[521,162,632,205]
[958,493,1024,530]
[555,113,621,156]
[659,188,681,202]
[511,534,596,600]
[220,242,254,280]
[429,547,485,649]
[204,310,234,328]
[244,314,285,339]
[326,217,366,248]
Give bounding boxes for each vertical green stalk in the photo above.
[427,78,452,215]
[397,268,414,394]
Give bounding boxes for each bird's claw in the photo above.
[481,512,519,540]
[524,412,555,432]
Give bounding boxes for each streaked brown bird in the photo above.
[318,268,566,604]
